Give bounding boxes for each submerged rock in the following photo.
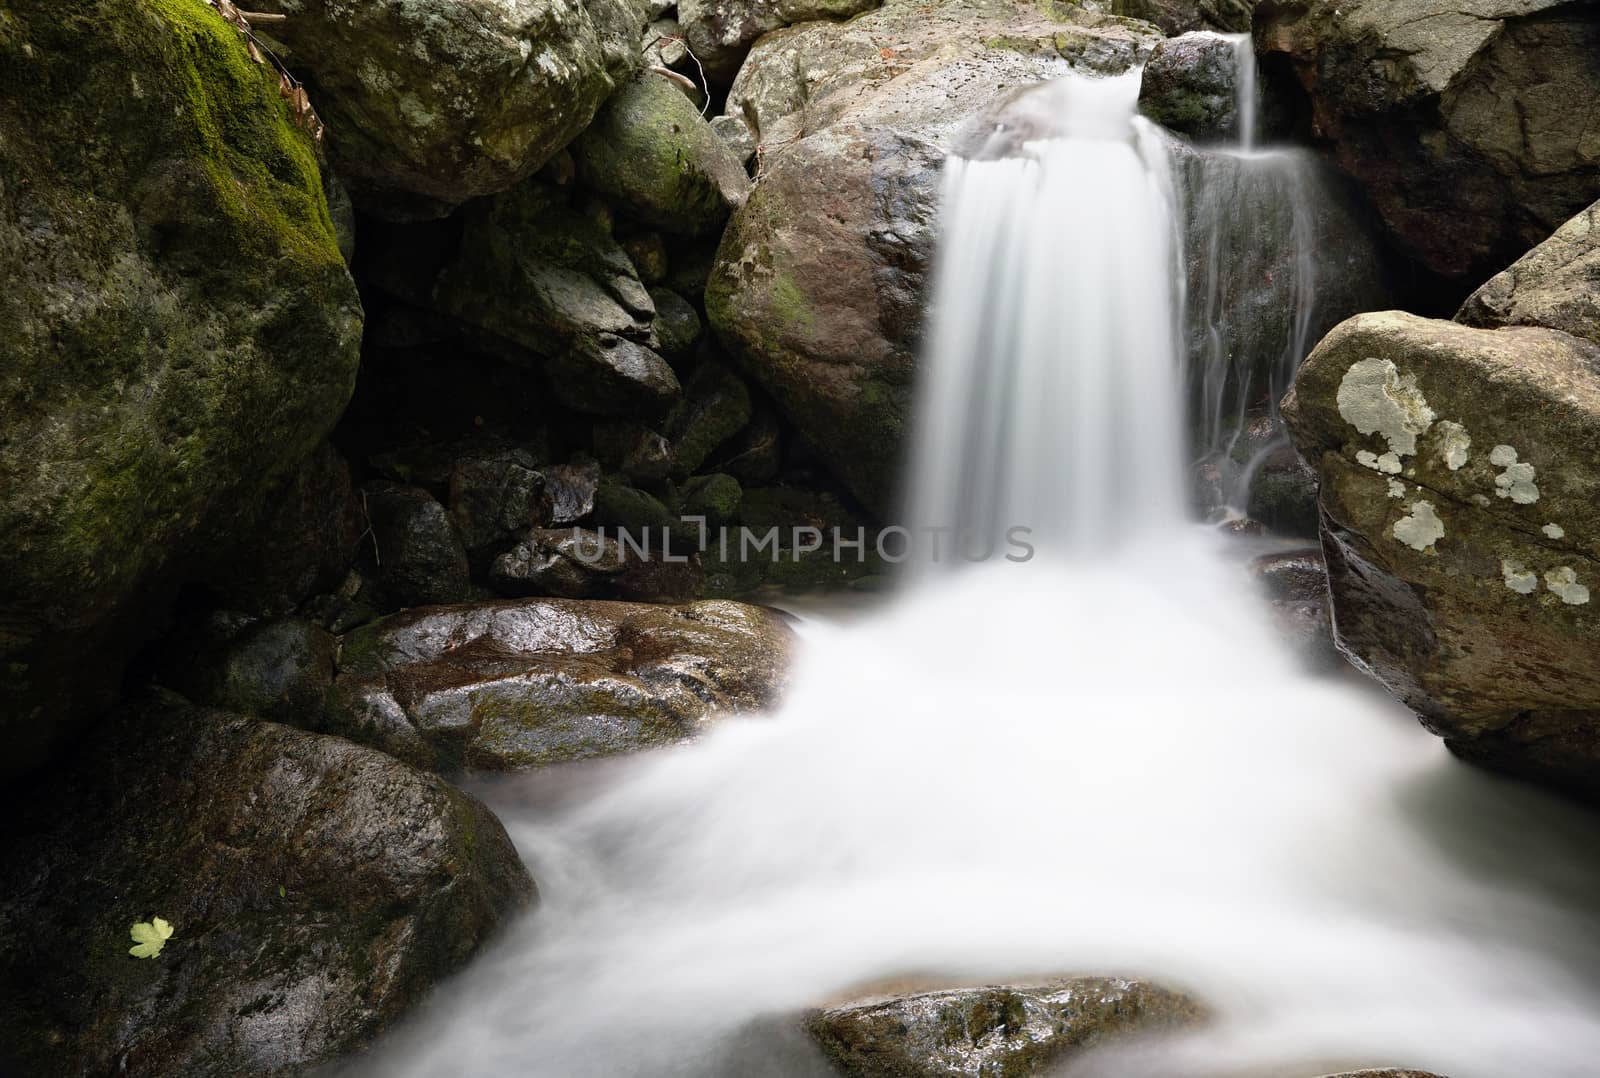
[805,977,1205,1077]
[327,598,793,771]
[0,0,363,783]
[572,71,752,235]
[707,0,1161,513]
[1255,0,1600,281]
[1284,306,1600,798]
[0,694,533,1077]
[253,0,642,216]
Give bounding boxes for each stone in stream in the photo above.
[1284,294,1600,798]
[325,598,793,772]
[1249,549,1341,670]
[804,977,1206,1077]
[0,0,363,785]
[1139,31,1255,143]
[247,0,643,217]
[1254,0,1600,281]
[0,694,533,1077]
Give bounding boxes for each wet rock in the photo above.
[1249,549,1340,668]
[360,483,472,608]
[206,441,364,617]
[432,184,681,417]
[0,0,363,783]
[680,0,887,84]
[715,403,785,483]
[543,459,604,525]
[1114,0,1254,35]
[624,232,672,285]
[1284,309,1600,799]
[1246,440,1320,538]
[574,72,752,235]
[1255,0,1600,281]
[164,616,338,724]
[1250,549,1327,604]
[252,0,642,216]
[651,286,705,357]
[1459,197,1600,348]
[667,362,755,476]
[708,0,1161,513]
[683,473,745,529]
[447,449,553,564]
[327,598,793,771]
[596,422,679,484]
[805,977,1205,1077]
[1139,31,1253,142]
[0,694,533,1076]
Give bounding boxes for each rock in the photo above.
[1249,549,1340,667]
[711,112,758,166]
[253,0,643,216]
[543,459,604,524]
[596,421,678,484]
[1283,310,1600,798]
[572,71,753,235]
[205,441,364,617]
[624,232,673,285]
[433,184,682,417]
[651,286,705,356]
[1114,0,1254,35]
[360,483,472,608]
[491,528,705,602]
[716,402,785,482]
[1315,1072,1445,1078]
[666,362,755,475]
[708,0,1162,513]
[683,473,745,528]
[1254,0,1600,280]
[1250,549,1327,604]
[1140,31,1253,142]
[327,598,793,771]
[1459,197,1600,348]
[164,616,339,724]
[0,0,363,783]
[447,448,553,564]
[1246,440,1320,538]
[679,0,887,84]
[0,694,532,1076]
[805,977,1205,1077]
[645,16,690,67]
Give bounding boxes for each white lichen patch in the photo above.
[1545,566,1591,605]
[1393,500,1445,552]
[1501,559,1539,594]
[1544,523,1566,540]
[1435,421,1471,470]
[1490,445,1539,504]
[1388,478,1406,498]
[1337,358,1436,458]
[1356,449,1402,475]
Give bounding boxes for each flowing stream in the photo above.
[360,72,1600,1077]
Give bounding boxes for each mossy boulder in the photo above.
[0,693,533,1076]
[325,597,794,772]
[707,0,1160,514]
[572,71,753,236]
[0,0,363,783]
[251,0,643,217]
[1284,309,1600,799]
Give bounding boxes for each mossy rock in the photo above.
[0,0,363,782]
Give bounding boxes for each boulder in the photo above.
[679,0,886,84]
[326,598,793,771]
[707,0,1162,513]
[805,977,1205,1077]
[1254,0,1600,280]
[431,184,683,417]
[1459,197,1600,347]
[666,361,756,476]
[0,0,363,783]
[1140,31,1254,142]
[0,694,533,1077]
[490,527,706,602]
[572,71,753,235]
[162,616,339,725]
[1283,309,1600,798]
[1110,0,1254,35]
[252,0,643,216]
[360,483,472,609]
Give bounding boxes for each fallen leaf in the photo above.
[128,916,175,959]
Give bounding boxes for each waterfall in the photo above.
[356,69,1600,1078]
[909,73,1185,554]
[1227,32,1257,152]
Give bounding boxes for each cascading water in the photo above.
[358,72,1600,1078]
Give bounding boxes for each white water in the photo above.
[360,73,1600,1077]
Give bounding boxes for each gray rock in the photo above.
[711,112,758,166]
[651,286,705,356]
[252,0,643,216]
[1459,197,1600,348]
[679,0,886,83]
[542,459,604,524]
[1255,0,1600,280]
[169,616,339,724]
[572,71,753,235]
[328,598,793,771]
[0,694,533,1076]
[361,483,472,608]
[806,977,1206,1077]
[491,527,705,601]
[448,447,553,563]
[666,362,755,476]
[0,0,363,783]
[1140,31,1252,142]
